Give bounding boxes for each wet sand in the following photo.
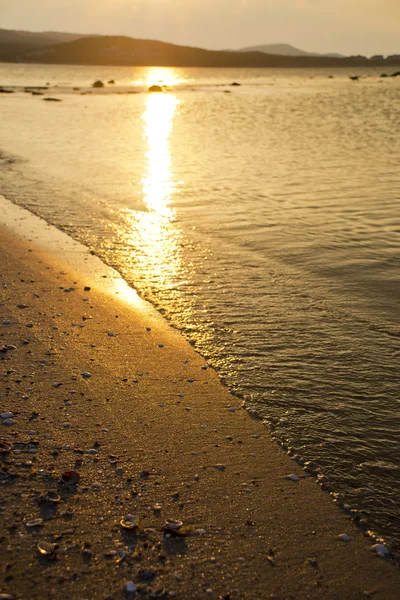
[0,198,399,599]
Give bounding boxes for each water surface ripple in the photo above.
[1,64,399,553]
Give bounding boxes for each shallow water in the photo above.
[1,63,399,552]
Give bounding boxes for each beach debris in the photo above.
[92,80,104,88]
[42,491,61,504]
[60,470,81,485]
[1,412,14,421]
[115,549,126,564]
[288,474,299,482]
[138,568,156,581]
[43,97,62,102]
[0,441,12,455]
[148,85,163,92]
[37,541,57,556]
[124,581,137,594]
[26,518,44,528]
[108,79,115,84]
[338,533,350,542]
[371,543,389,557]
[120,514,140,530]
[349,75,359,81]
[163,519,187,537]
[231,82,241,86]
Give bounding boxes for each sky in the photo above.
[1,0,399,56]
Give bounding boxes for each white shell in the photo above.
[26,518,44,527]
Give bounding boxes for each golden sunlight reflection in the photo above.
[141,93,178,215]
[135,67,188,88]
[117,92,184,292]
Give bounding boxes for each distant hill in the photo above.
[0,29,93,45]
[0,29,398,68]
[0,28,97,61]
[239,43,344,58]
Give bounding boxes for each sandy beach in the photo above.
[0,198,399,599]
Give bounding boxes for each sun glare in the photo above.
[134,67,188,88]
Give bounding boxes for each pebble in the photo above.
[288,474,299,482]
[2,419,14,426]
[338,533,350,542]
[125,581,137,594]
[107,332,116,337]
[371,543,389,557]
[82,372,91,378]
[1,412,14,420]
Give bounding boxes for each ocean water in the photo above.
[1,63,399,553]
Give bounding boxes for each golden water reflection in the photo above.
[135,66,188,88]
[120,91,183,289]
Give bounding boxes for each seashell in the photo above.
[148,587,167,598]
[120,514,140,530]
[26,518,44,527]
[37,541,57,555]
[163,519,187,536]
[45,491,61,503]
[60,470,80,485]
[0,441,12,454]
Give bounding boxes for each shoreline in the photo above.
[1,197,399,599]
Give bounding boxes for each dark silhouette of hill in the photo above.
[0,28,96,62]
[0,30,399,68]
[239,43,344,58]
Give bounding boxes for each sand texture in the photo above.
[0,201,399,599]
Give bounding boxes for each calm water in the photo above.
[1,63,399,553]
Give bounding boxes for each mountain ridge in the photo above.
[0,28,399,68]
[238,43,344,58]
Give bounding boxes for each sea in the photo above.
[1,62,399,554]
